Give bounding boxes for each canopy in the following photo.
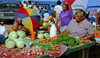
[87,0,100,10]
[71,0,88,11]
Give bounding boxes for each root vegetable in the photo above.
[39,52,42,56]
[27,53,31,56]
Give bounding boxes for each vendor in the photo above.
[0,22,8,44]
[63,9,94,40]
[56,4,74,33]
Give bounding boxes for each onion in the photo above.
[27,53,31,56]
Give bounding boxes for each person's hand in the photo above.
[97,26,100,30]
[80,37,85,40]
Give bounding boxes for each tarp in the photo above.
[87,0,100,10]
[71,0,88,11]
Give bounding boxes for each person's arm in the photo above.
[80,23,94,40]
[62,29,70,34]
[96,16,99,25]
[80,34,94,40]
[55,17,61,27]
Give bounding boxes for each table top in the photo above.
[66,41,96,54]
[36,41,95,58]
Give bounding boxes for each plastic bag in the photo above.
[50,24,57,37]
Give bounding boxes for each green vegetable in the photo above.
[23,37,31,45]
[37,33,45,40]
[37,42,53,50]
[61,41,68,45]
[5,38,11,43]
[9,31,18,40]
[33,39,39,45]
[8,49,12,51]
[44,33,50,38]
[15,49,19,52]
[15,39,24,48]
[51,33,81,47]
[17,30,26,38]
[5,40,16,48]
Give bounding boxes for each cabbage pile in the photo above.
[37,33,50,40]
[5,31,31,49]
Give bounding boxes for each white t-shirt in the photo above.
[54,5,62,19]
[0,25,8,38]
[54,5,62,26]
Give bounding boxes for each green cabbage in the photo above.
[23,37,31,45]
[5,40,16,48]
[5,38,11,43]
[44,33,50,38]
[17,30,26,38]
[9,31,18,40]
[37,33,45,40]
[15,39,24,48]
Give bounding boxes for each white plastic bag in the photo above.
[50,24,57,37]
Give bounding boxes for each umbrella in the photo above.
[63,0,75,5]
[15,7,40,32]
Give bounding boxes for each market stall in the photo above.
[0,31,96,58]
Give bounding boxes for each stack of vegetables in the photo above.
[33,33,81,51]
[5,31,31,49]
[37,33,50,40]
[21,47,43,56]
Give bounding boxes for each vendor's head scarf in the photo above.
[17,17,22,21]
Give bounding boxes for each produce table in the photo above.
[66,41,95,54]
[36,41,95,58]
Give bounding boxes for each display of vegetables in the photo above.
[52,33,81,47]
[5,31,31,49]
[37,33,50,40]
[21,47,43,56]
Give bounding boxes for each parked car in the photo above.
[0,2,20,24]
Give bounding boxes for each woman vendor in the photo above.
[63,9,94,40]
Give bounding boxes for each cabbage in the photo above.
[23,37,31,45]
[5,40,16,48]
[37,33,44,40]
[5,38,11,43]
[17,30,26,38]
[44,33,50,38]
[18,38,24,40]
[9,31,18,40]
[15,39,24,48]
